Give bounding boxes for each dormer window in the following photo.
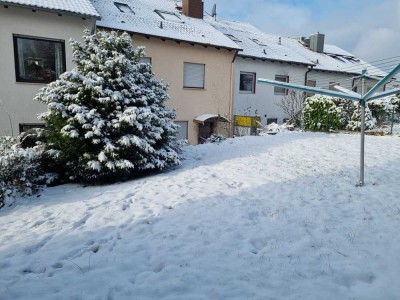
[155,10,183,23]
[225,34,241,43]
[327,54,346,63]
[250,38,266,46]
[114,2,134,14]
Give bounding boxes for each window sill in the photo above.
[15,81,49,85]
[183,87,206,90]
[239,91,255,94]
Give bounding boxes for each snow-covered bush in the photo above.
[368,100,391,126]
[391,95,400,112]
[205,134,227,144]
[0,136,45,208]
[35,30,180,183]
[346,102,376,131]
[332,97,355,129]
[303,95,341,131]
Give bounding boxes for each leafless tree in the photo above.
[276,90,306,127]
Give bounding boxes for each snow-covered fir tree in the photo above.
[36,30,180,182]
[346,102,376,131]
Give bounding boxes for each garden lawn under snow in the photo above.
[1,132,400,300]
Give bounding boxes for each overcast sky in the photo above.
[204,0,400,69]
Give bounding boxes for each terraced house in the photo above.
[0,0,100,136]
[207,17,388,126]
[92,0,241,144]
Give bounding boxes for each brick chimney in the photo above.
[182,0,204,19]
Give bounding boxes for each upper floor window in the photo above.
[114,2,134,13]
[155,10,183,23]
[274,75,289,95]
[250,38,267,46]
[13,35,65,83]
[306,79,316,97]
[183,62,205,89]
[239,72,256,93]
[225,34,241,43]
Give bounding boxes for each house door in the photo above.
[198,122,214,144]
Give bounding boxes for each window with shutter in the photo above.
[183,62,205,89]
[175,121,188,140]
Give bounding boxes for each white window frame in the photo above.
[274,75,289,95]
[239,72,256,94]
[183,62,205,89]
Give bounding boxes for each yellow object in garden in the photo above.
[234,115,261,127]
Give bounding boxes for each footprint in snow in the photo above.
[72,213,91,229]
[24,236,52,254]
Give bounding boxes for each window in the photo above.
[225,34,241,43]
[267,118,278,125]
[306,79,316,97]
[155,10,183,22]
[183,63,205,88]
[114,2,134,13]
[175,121,188,140]
[139,57,152,65]
[14,35,66,83]
[239,72,256,93]
[19,123,45,134]
[274,75,289,95]
[250,38,267,46]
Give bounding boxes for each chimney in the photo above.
[309,33,325,53]
[182,0,204,19]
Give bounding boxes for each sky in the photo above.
[204,0,400,69]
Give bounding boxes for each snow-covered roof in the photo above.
[92,0,241,50]
[194,114,230,124]
[206,17,313,66]
[206,17,387,77]
[0,0,100,18]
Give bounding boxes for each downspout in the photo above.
[229,50,239,137]
[90,17,97,34]
[304,65,314,86]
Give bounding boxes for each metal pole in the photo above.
[359,70,366,186]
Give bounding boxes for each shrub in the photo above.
[303,95,342,131]
[35,30,180,183]
[332,97,355,129]
[0,136,47,208]
[346,102,376,131]
[205,133,227,144]
[368,99,392,126]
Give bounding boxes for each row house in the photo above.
[91,0,241,144]
[206,17,388,125]
[0,0,100,136]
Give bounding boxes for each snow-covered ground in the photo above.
[1,132,400,300]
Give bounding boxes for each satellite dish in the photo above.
[211,4,216,19]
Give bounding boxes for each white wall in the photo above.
[234,57,308,125]
[233,57,385,127]
[0,6,92,136]
[308,71,383,94]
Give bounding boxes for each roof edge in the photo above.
[0,1,101,19]
[238,54,315,67]
[97,25,243,51]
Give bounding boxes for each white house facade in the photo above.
[0,0,99,136]
[207,17,388,126]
